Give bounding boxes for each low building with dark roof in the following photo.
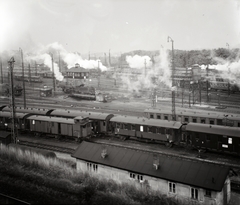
[72,141,231,205]
[64,63,90,86]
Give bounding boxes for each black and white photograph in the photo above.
[0,0,240,204]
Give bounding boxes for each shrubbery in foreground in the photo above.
[0,144,185,205]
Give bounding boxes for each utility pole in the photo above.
[168,36,176,121]
[0,58,3,83]
[50,53,56,95]
[206,64,209,102]
[109,49,111,67]
[88,52,91,60]
[8,57,18,144]
[28,64,31,84]
[226,43,230,96]
[35,61,37,76]
[20,48,26,108]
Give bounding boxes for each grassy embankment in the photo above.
[0,144,188,205]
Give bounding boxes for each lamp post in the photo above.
[167,36,176,121]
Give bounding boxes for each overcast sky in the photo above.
[1,0,240,54]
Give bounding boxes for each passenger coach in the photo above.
[109,115,183,146]
[185,123,240,155]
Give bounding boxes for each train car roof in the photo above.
[110,115,182,129]
[0,111,31,118]
[186,123,240,137]
[27,115,74,124]
[50,109,114,120]
[144,108,232,119]
[2,106,54,115]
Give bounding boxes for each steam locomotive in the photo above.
[0,105,240,156]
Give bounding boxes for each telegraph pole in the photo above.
[168,36,176,121]
[28,63,31,84]
[19,48,26,108]
[109,49,111,67]
[58,51,61,72]
[35,61,37,75]
[226,43,230,96]
[8,57,18,144]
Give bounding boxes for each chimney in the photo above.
[101,146,108,159]
[153,154,159,170]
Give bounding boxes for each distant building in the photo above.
[72,141,231,205]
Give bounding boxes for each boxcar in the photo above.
[109,115,183,145]
[185,123,240,155]
[49,109,114,135]
[27,115,91,139]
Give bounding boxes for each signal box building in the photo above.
[72,141,231,205]
[65,63,90,86]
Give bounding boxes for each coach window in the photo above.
[238,122,240,127]
[184,117,189,122]
[123,124,127,130]
[103,121,106,126]
[164,115,168,120]
[148,126,152,133]
[130,173,135,179]
[206,134,210,141]
[131,124,135,131]
[150,114,154,119]
[157,115,161,119]
[116,123,120,128]
[201,119,206,124]
[32,120,35,125]
[192,118,197,123]
[209,119,214,125]
[228,138,232,144]
[140,125,144,132]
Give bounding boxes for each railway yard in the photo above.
[1,73,240,204]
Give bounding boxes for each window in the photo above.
[205,190,211,197]
[157,115,161,119]
[228,138,232,144]
[103,121,106,126]
[150,114,154,119]
[209,119,214,125]
[169,182,176,193]
[164,115,168,120]
[206,134,210,141]
[147,126,152,133]
[140,125,144,132]
[87,162,98,172]
[130,173,135,179]
[137,175,143,182]
[32,120,35,125]
[191,188,198,200]
[123,124,128,130]
[238,122,240,127]
[184,117,189,122]
[131,124,135,131]
[192,118,197,123]
[201,119,205,124]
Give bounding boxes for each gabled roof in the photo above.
[72,141,229,191]
[67,67,89,73]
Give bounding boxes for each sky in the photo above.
[0,0,240,54]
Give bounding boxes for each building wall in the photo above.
[76,159,229,205]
